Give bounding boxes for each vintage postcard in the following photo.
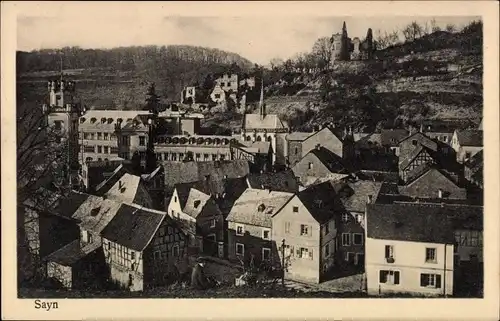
[2,1,499,320]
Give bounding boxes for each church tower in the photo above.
[42,65,81,188]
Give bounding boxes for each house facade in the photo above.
[226,189,293,265]
[101,204,189,291]
[365,203,455,296]
[451,130,483,164]
[272,182,343,283]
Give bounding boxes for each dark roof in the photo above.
[44,240,101,266]
[101,204,167,251]
[465,149,483,171]
[246,170,299,193]
[381,129,409,146]
[333,181,383,213]
[309,147,348,173]
[400,167,466,200]
[163,160,250,192]
[456,130,483,147]
[51,191,91,219]
[367,203,456,244]
[357,170,400,183]
[298,181,345,224]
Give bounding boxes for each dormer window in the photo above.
[412,139,418,146]
[194,200,201,208]
[101,118,106,124]
[117,118,123,123]
[80,117,86,124]
[107,118,113,124]
[90,118,97,124]
[258,204,266,212]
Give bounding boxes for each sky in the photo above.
[17,13,479,65]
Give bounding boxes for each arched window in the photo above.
[222,138,229,145]
[90,118,97,124]
[256,136,262,142]
[107,118,113,124]
[214,138,221,145]
[196,137,204,145]
[86,157,93,162]
[246,136,251,141]
[188,137,196,144]
[172,137,180,144]
[80,117,86,124]
[206,138,213,145]
[267,136,272,142]
[101,118,106,124]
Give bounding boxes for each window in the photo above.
[262,228,271,240]
[54,120,62,130]
[385,245,394,259]
[236,224,245,236]
[342,233,351,246]
[104,146,109,154]
[97,132,102,140]
[342,213,350,223]
[214,93,221,99]
[324,223,329,235]
[153,251,161,261]
[171,210,174,217]
[425,248,437,263]
[420,273,441,288]
[355,214,363,224]
[262,248,271,261]
[159,227,166,237]
[379,270,400,285]
[412,139,418,146]
[295,147,298,154]
[139,136,146,146]
[236,243,244,256]
[84,133,90,140]
[173,245,179,257]
[346,252,355,262]
[465,152,471,160]
[325,243,330,257]
[300,224,310,236]
[131,251,135,260]
[353,233,363,245]
[308,162,313,169]
[443,135,448,142]
[293,206,299,213]
[104,133,109,140]
[210,218,216,228]
[196,153,201,161]
[298,247,313,260]
[284,222,291,234]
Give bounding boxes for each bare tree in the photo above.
[269,57,284,70]
[445,23,457,33]
[431,19,441,33]
[311,37,333,70]
[401,21,425,42]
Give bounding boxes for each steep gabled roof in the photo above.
[400,167,466,199]
[398,132,438,151]
[381,129,409,146]
[309,147,347,173]
[43,239,101,266]
[71,195,122,234]
[182,188,221,219]
[456,130,483,147]
[227,189,294,227]
[297,181,345,224]
[366,203,456,244]
[246,170,299,193]
[333,180,383,213]
[101,204,168,251]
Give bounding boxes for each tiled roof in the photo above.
[400,167,466,199]
[366,203,456,244]
[163,160,250,192]
[43,239,101,266]
[298,181,345,224]
[141,166,163,182]
[399,145,427,170]
[246,170,299,193]
[94,164,130,195]
[309,147,348,173]
[50,191,91,219]
[71,196,122,234]
[182,188,221,219]
[357,170,400,183]
[80,110,151,130]
[240,141,271,154]
[244,114,287,130]
[226,189,294,227]
[381,129,409,146]
[101,203,167,251]
[104,173,146,204]
[354,133,383,148]
[465,150,483,170]
[302,173,349,188]
[456,130,483,147]
[286,132,313,141]
[333,181,383,213]
[399,132,439,152]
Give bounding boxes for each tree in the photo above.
[365,28,374,59]
[145,82,161,114]
[311,37,333,70]
[431,19,441,33]
[402,21,424,42]
[445,23,456,33]
[269,57,284,71]
[340,21,350,61]
[17,101,73,286]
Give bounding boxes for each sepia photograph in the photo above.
[2,1,499,320]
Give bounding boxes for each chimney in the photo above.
[438,189,443,199]
[316,144,321,151]
[367,194,373,204]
